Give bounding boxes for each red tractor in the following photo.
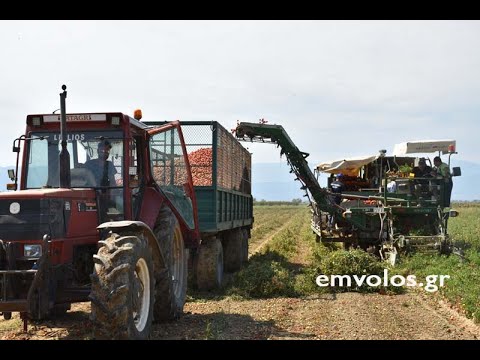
[0,86,253,339]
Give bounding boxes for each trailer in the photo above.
[144,121,253,288]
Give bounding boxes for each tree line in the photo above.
[253,198,305,206]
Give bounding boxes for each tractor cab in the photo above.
[8,113,138,224]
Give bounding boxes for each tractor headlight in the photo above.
[24,244,42,258]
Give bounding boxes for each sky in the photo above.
[1,20,479,168]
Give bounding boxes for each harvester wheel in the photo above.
[153,206,188,322]
[195,238,223,290]
[90,233,154,340]
[440,240,452,255]
[223,230,243,272]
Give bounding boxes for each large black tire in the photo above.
[49,303,71,318]
[440,239,452,255]
[195,238,223,290]
[90,233,154,340]
[223,230,243,272]
[3,312,12,320]
[241,228,249,264]
[153,206,188,322]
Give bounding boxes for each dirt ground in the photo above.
[1,208,478,340]
[1,289,479,340]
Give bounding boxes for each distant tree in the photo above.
[291,198,302,205]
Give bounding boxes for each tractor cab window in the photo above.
[25,131,124,189]
[130,137,143,219]
[25,131,125,221]
[150,128,195,229]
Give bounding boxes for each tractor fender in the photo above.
[97,220,166,270]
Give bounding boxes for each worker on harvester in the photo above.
[330,173,345,205]
[328,173,345,229]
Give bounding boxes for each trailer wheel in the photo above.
[223,230,243,272]
[3,312,11,320]
[153,206,188,322]
[241,228,249,264]
[49,303,71,318]
[195,238,223,290]
[90,233,154,340]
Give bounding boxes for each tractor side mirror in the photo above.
[8,169,15,181]
[452,167,461,177]
[7,169,17,190]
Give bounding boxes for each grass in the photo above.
[195,203,480,323]
[397,249,480,322]
[250,205,303,243]
[392,203,480,321]
[228,206,397,298]
[0,316,23,333]
[203,313,228,340]
[228,208,309,298]
[448,204,480,250]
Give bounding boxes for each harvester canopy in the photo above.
[316,155,379,177]
[392,139,456,156]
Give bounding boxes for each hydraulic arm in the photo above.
[235,122,339,215]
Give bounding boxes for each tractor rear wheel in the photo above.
[90,233,154,340]
[153,207,188,322]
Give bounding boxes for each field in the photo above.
[228,204,480,322]
[399,202,480,321]
[0,204,479,339]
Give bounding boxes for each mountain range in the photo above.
[1,159,478,201]
[251,159,480,202]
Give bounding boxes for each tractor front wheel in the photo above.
[90,233,154,340]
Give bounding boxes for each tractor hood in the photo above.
[0,188,95,241]
[0,188,95,200]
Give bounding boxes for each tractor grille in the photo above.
[0,199,65,241]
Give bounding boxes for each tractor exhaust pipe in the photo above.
[59,85,71,188]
